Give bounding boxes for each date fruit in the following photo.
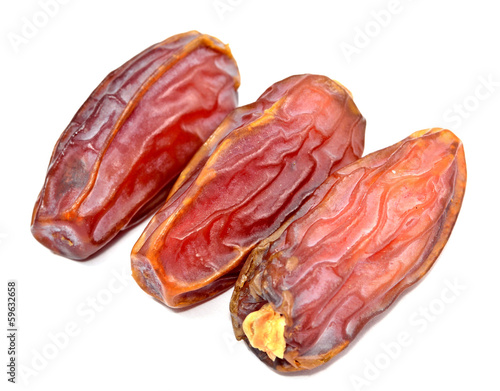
[31,31,240,260]
[230,128,466,372]
[131,74,366,308]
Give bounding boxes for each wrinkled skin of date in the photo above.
[230,128,466,372]
[31,31,240,260]
[131,74,366,308]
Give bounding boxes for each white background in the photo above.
[1,0,499,390]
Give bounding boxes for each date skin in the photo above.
[31,31,240,260]
[131,74,366,308]
[230,128,466,372]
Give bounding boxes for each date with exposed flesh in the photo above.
[230,128,466,372]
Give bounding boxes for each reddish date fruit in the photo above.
[230,128,466,372]
[31,31,240,260]
[131,74,366,308]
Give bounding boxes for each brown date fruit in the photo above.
[131,74,366,308]
[31,31,240,260]
[230,128,466,372]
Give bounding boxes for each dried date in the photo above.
[230,128,466,372]
[31,31,240,260]
[131,74,366,308]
